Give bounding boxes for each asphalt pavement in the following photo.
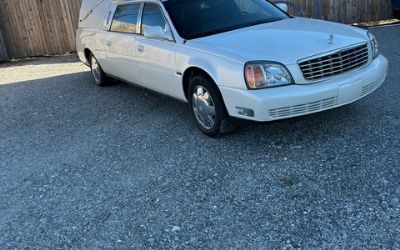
[0,25,399,249]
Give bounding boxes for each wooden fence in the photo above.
[0,0,395,62]
[288,0,393,24]
[0,0,82,61]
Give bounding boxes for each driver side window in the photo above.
[110,4,141,33]
[140,3,173,40]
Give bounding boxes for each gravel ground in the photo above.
[0,25,399,249]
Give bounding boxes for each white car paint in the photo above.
[77,0,388,122]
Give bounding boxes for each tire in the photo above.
[89,53,108,86]
[188,74,227,137]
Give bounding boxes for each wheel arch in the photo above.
[182,66,228,115]
[182,66,216,99]
[83,48,93,63]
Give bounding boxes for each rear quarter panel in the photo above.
[76,0,113,66]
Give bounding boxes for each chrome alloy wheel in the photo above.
[90,56,101,82]
[192,85,216,129]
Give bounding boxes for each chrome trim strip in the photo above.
[137,2,144,33]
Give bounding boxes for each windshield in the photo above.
[163,0,288,40]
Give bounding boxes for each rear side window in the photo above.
[110,4,140,33]
[140,3,168,34]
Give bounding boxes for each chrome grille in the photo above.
[299,43,369,81]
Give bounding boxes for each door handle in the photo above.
[137,45,145,53]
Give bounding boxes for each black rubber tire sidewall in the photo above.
[89,54,108,86]
[188,75,226,137]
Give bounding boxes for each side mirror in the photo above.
[143,26,174,41]
[276,3,289,12]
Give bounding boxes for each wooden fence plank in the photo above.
[0,25,8,61]
[17,0,38,55]
[2,0,27,58]
[60,0,75,51]
[36,0,54,55]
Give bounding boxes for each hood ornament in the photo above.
[328,33,334,45]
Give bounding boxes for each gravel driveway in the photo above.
[0,25,399,249]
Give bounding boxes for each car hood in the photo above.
[185,18,369,65]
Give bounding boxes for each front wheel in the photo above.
[188,75,227,137]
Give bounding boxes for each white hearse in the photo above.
[77,0,388,137]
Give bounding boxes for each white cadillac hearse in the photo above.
[77,0,388,137]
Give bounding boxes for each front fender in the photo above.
[176,46,246,90]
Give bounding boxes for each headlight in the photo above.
[368,32,379,59]
[245,62,293,89]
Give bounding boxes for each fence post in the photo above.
[0,24,9,61]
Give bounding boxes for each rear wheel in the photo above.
[188,75,227,137]
[89,54,108,86]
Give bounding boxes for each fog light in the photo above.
[236,107,255,117]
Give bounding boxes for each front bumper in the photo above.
[220,54,388,122]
